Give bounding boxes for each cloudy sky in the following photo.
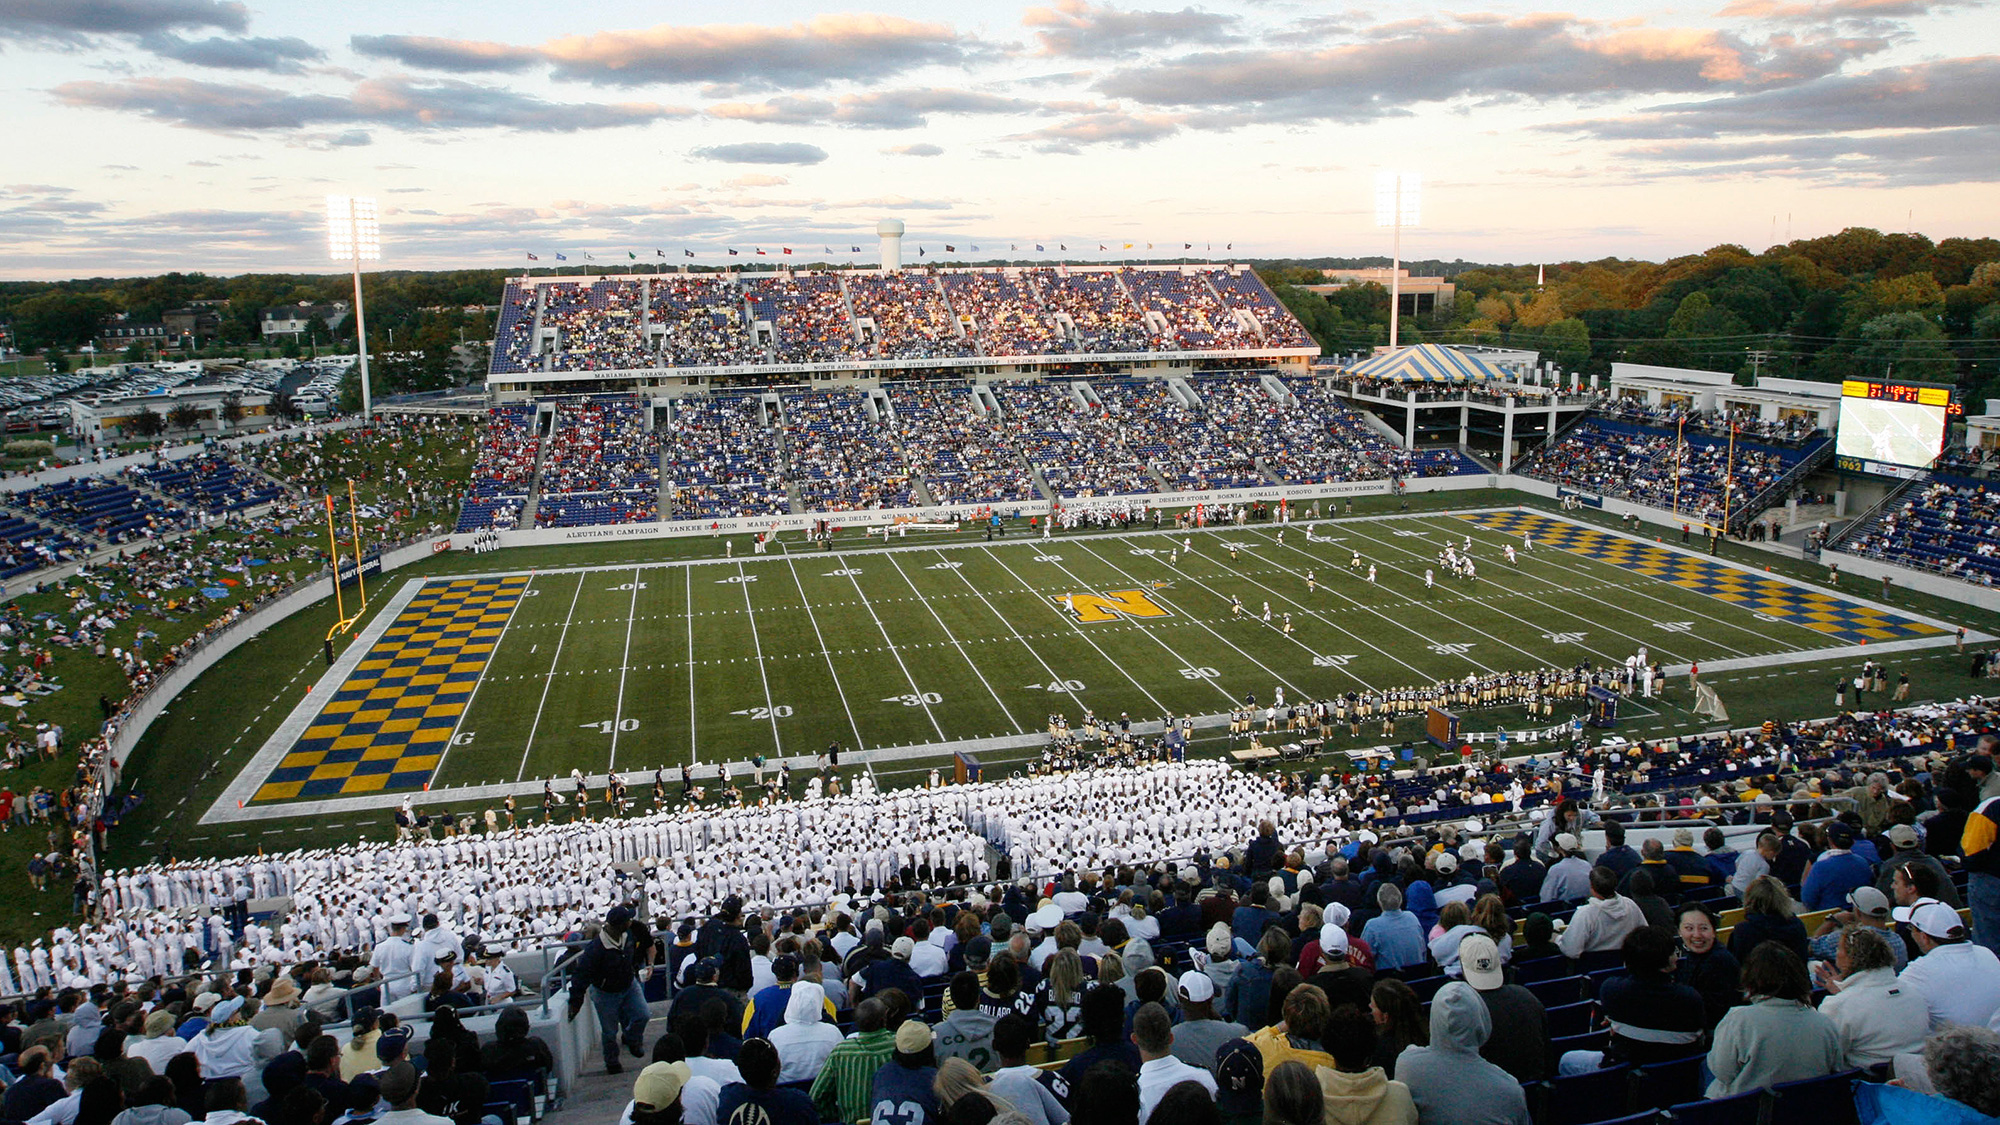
[1,0,1994,280]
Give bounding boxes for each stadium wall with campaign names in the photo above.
[452,473,1498,550]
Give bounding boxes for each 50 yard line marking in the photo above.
[737,561,784,754]
[515,571,587,782]
[979,546,1171,714]
[606,567,642,771]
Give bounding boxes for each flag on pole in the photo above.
[1183,243,1192,250]
[755,248,767,256]
[526,252,539,260]
[944,244,955,252]
[824,246,832,253]
[628,251,637,260]
[1010,244,1018,250]
[655,249,665,257]
[1035,244,1044,251]
[1123,242,1133,249]
[1098,244,1106,251]
[918,246,926,257]
[1226,243,1232,250]
[555,253,568,261]
[850,245,861,252]
[585,253,597,260]
[1146,243,1154,250]
[728,249,739,256]
[969,244,980,251]
[1060,244,1067,250]
[782,247,792,255]
[684,249,695,258]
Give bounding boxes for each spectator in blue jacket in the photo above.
[1361,883,1428,974]
[1802,822,1876,911]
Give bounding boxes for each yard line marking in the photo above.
[1150,542,1409,689]
[1332,517,1698,664]
[606,567,643,772]
[514,571,587,782]
[886,551,1023,734]
[1070,538,1311,700]
[783,553,866,750]
[938,550,1088,713]
[431,571,534,784]
[736,561,786,756]
[978,545,1172,713]
[1253,528,1622,674]
[838,552,948,741]
[1393,516,1762,658]
[1024,543,1249,703]
[686,566,697,764]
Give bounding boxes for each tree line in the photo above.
[4,229,1997,405]
[1260,228,2000,409]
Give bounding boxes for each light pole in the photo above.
[326,195,380,417]
[1374,171,1421,349]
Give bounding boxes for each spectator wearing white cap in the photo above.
[1894,901,2000,1029]
[1807,886,1905,971]
[1813,926,1929,1069]
[370,914,417,1002]
[1876,828,1962,909]
[1538,835,1592,904]
[1169,970,1245,1072]
[852,936,924,1006]
[1459,934,1550,1083]
[1308,918,1374,1014]
[1430,853,1477,910]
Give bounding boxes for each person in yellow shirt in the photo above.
[1246,983,1337,1077]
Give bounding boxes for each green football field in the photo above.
[207,507,1965,822]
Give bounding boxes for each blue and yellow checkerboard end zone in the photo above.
[1457,512,1947,644]
[251,575,528,802]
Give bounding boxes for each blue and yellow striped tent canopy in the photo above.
[1346,343,1506,383]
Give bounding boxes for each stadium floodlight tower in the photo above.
[1374,172,1421,349]
[326,194,380,417]
[878,218,905,272]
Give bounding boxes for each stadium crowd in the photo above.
[7,692,1999,1125]
[662,396,789,522]
[648,279,751,370]
[1841,476,2000,589]
[847,275,977,362]
[1520,419,1815,521]
[780,393,916,512]
[883,388,1040,507]
[489,267,1312,377]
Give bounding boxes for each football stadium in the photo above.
[6,2,2000,1122]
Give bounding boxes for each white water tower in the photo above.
[877,218,905,272]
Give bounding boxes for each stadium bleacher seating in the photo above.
[8,475,192,543]
[847,273,977,360]
[883,384,1040,505]
[129,455,287,515]
[488,266,1316,375]
[456,404,540,532]
[664,394,789,519]
[780,390,916,511]
[1841,473,2000,587]
[533,396,659,528]
[1520,416,1822,517]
